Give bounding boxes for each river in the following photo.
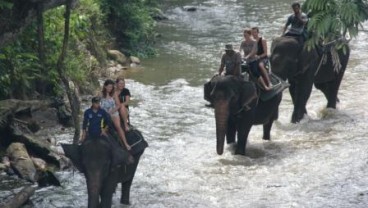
[6,0,368,207]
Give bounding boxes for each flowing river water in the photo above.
[3,0,368,207]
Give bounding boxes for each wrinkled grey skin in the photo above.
[77,138,143,208]
[205,75,282,155]
[270,37,350,123]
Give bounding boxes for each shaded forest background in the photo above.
[0,0,159,100]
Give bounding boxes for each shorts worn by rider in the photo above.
[247,60,261,78]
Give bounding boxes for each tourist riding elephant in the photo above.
[62,129,147,208]
[270,36,350,123]
[204,75,282,155]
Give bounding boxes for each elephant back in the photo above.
[271,37,300,55]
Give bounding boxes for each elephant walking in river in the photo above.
[270,36,350,123]
[204,75,282,155]
[62,128,147,208]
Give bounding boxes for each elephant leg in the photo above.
[291,73,313,123]
[288,81,297,106]
[235,124,252,155]
[120,154,142,205]
[120,179,133,205]
[316,71,345,109]
[263,119,274,140]
[226,118,236,144]
[86,177,102,208]
[315,82,334,108]
[100,185,115,208]
[100,171,119,208]
[234,113,253,155]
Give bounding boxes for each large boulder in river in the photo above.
[150,8,168,20]
[6,143,37,182]
[130,56,141,65]
[183,6,197,12]
[107,50,128,65]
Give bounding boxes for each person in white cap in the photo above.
[218,44,242,76]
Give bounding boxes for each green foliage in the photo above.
[0,0,12,10]
[0,43,41,99]
[100,0,157,54]
[303,0,368,49]
[0,0,158,99]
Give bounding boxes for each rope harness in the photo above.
[314,37,348,76]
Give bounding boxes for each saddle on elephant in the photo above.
[61,135,132,173]
[241,62,289,101]
[61,125,148,172]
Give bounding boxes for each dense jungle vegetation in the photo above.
[0,0,367,101]
[0,0,158,100]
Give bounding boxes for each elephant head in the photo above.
[270,36,319,123]
[62,129,147,208]
[81,138,112,208]
[207,75,258,155]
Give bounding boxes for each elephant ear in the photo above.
[239,81,258,111]
[204,81,213,102]
[203,75,220,103]
[61,143,84,172]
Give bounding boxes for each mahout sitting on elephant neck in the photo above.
[61,127,148,207]
[270,36,350,123]
[204,75,283,155]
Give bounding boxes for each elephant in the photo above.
[270,36,350,123]
[62,128,147,208]
[204,75,283,155]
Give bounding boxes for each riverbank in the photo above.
[2,1,368,207]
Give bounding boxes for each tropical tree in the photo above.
[303,0,368,50]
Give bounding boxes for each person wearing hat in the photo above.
[218,44,242,76]
[80,96,112,143]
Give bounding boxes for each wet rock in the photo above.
[26,120,40,133]
[37,170,61,187]
[0,99,52,130]
[31,157,46,171]
[6,143,37,182]
[46,137,56,146]
[130,56,141,65]
[1,185,36,208]
[56,105,73,127]
[2,156,10,167]
[183,6,197,12]
[0,163,6,171]
[150,8,168,20]
[107,50,128,65]
[10,128,64,167]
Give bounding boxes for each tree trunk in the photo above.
[1,186,36,208]
[55,0,80,144]
[36,3,46,96]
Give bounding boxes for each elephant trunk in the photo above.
[214,100,229,155]
[86,172,104,208]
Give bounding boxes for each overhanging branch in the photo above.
[0,0,76,48]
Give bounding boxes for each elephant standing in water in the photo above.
[270,36,350,123]
[204,75,282,155]
[62,129,147,208]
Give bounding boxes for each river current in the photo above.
[4,0,368,207]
